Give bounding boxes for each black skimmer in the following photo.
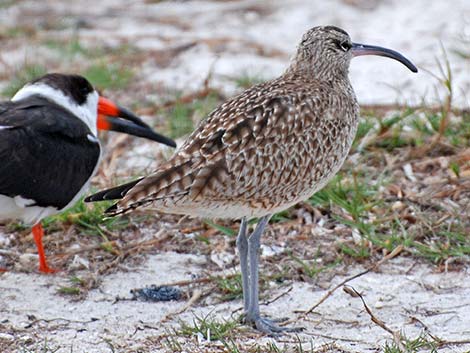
[0,73,176,273]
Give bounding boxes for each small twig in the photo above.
[0,249,20,257]
[24,316,99,329]
[156,273,238,288]
[343,285,403,347]
[296,245,403,317]
[58,232,169,262]
[409,316,441,342]
[203,56,218,90]
[407,316,470,347]
[122,232,170,254]
[436,339,470,347]
[276,332,365,344]
[262,286,293,306]
[160,289,203,323]
[346,289,470,348]
[159,88,217,109]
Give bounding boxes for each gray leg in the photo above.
[245,215,303,335]
[236,217,250,312]
[246,215,270,320]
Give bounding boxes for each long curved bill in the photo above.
[97,97,176,148]
[352,43,418,73]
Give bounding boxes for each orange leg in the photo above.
[32,223,57,274]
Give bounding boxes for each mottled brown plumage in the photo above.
[86,25,417,334]
[102,27,359,219]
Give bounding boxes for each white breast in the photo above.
[0,195,58,225]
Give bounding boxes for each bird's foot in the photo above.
[38,264,59,274]
[245,314,304,336]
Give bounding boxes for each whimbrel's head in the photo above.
[288,25,417,80]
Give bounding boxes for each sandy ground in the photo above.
[1,0,470,352]
[2,255,470,352]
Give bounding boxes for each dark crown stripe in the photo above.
[322,26,349,36]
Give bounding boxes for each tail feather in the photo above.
[105,198,155,216]
[87,158,195,216]
[84,178,143,203]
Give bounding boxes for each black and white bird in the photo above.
[0,73,176,273]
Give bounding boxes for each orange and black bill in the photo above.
[352,43,418,73]
[97,97,176,148]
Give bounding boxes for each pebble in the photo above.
[18,254,36,269]
[0,333,14,341]
[210,251,235,269]
[130,285,182,302]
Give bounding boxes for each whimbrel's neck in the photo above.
[283,56,350,83]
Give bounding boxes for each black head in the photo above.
[14,72,176,147]
[31,73,95,105]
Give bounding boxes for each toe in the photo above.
[254,317,304,336]
[38,265,59,274]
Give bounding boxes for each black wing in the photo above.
[0,96,100,209]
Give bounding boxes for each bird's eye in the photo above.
[339,41,351,52]
[80,86,90,96]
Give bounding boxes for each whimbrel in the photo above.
[86,26,417,334]
[0,73,175,273]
